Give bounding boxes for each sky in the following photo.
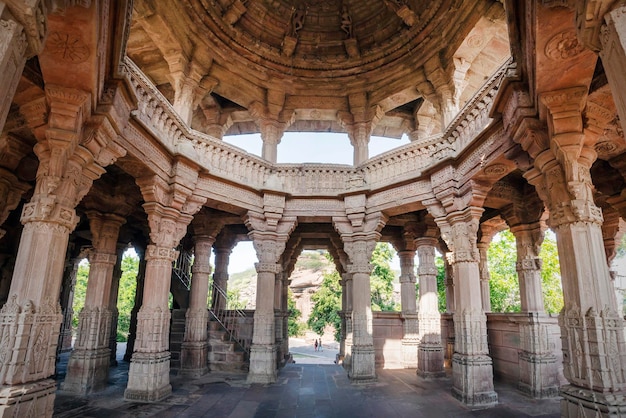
[222,132,410,273]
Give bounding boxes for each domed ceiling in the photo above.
[127,0,509,141]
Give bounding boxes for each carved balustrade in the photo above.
[123,57,509,195]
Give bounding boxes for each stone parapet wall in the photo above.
[485,313,564,384]
[123,57,509,197]
[372,312,404,369]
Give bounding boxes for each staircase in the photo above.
[208,282,250,372]
[207,318,249,372]
[168,252,250,373]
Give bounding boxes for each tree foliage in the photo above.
[487,229,563,314]
[370,243,398,311]
[287,289,306,337]
[487,230,521,312]
[307,270,342,341]
[117,253,139,341]
[72,252,139,342]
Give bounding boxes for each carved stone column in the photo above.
[438,208,497,408]
[507,223,560,398]
[476,243,491,313]
[511,223,545,314]
[444,256,455,313]
[124,202,195,402]
[260,119,284,163]
[109,244,126,367]
[58,257,80,354]
[274,270,286,366]
[124,244,147,362]
[249,256,280,383]
[398,250,418,369]
[348,122,370,166]
[517,89,626,415]
[416,238,445,377]
[0,85,123,416]
[212,246,231,311]
[246,205,296,384]
[339,272,352,362]
[180,233,215,377]
[63,212,125,394]
[345,240,377,382]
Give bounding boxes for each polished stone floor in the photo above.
[53,344,561,418]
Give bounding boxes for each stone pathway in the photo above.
[54,344,561,417]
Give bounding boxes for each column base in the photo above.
[179,341,209,378]
[561,385,626,416]
[401,339,419,369]
[124,352,172,402]
[518,352,560,398]
[451,353,498,409]
[349,345,376,383]
[417,343,445,378]
[61,348,111,394]
[247,344,277,384]
[0,379,56,418]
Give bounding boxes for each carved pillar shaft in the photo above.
[343,236,377,382]
[441,208,497,408]
[247,261,280,383]
[180,235,213,377]
[511,225,545,313]
[398,250,418,369]
[125,244,177,402]
[63,213,124,394]
[109,246,125,366]
[444,257,455,313]
[349,124,370,166]
[476,243,491,313]
[124,246,146,362]
[58,258,80,354]
[212,247,230,310]
[416,238,444,377]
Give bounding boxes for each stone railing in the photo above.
[360,60,509,189]
[122,57,509,196]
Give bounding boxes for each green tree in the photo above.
[71,261,89,329]
[370,242,398,311]
[487,229,562,314]
[287,289,306,336]
[307,270,342,342]
[487,230,521,312]
[116,253,139,341]
[539,230,563,314]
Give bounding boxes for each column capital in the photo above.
[145,244,178,262]
[414,236,439,249]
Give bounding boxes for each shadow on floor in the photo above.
[53,347,561,418]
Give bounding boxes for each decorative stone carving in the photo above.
[545,30,584,61]
[415,238,445,377]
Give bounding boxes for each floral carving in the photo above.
[545,30,584,61]
[47,32,90,63]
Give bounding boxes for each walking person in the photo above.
[314,339,318,352]
[319,340,323,351]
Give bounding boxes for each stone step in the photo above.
[209,360,249,372]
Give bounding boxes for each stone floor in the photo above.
[53,344,561,418]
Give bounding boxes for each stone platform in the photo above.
[53,345,561,418]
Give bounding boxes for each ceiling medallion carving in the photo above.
[483,163,507,177]
[545,30,584,61]
[47,32,90,63]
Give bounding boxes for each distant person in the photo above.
[319,340,323,351]
[314,339,318,351]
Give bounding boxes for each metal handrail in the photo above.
[172,248,193,289]
[208,282,250,354]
